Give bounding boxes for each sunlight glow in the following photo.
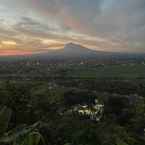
[1,41,17,46]
[41,39,63,45]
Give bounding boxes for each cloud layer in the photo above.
[0,0,145,54]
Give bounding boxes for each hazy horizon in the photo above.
[0,0,145,56]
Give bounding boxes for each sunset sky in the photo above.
[0,0,145,55]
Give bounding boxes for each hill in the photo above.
[0,43,145,62]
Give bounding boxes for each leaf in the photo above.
[0,121,45,145]
[0,106,12,135]
[116,138,128,145]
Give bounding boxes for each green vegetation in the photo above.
[0,62,145,145]
[0,79,145,145]
[1,61,145,80]
[66,64,145,79]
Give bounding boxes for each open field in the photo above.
[0,62,145,80]
[57,63,145,80]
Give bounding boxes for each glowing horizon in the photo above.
[0,50,33,56]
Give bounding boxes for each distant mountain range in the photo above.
[0,43,145,62]
[32,43,145,61]
[38,43,100,58]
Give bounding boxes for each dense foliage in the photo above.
[0,78,145,145]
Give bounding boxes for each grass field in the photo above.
[67,63,145,79]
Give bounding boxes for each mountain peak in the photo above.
[59,42,98,58]
[64,43,87,51]
[63,43,90,53]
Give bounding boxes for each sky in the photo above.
[0,0,145,55]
